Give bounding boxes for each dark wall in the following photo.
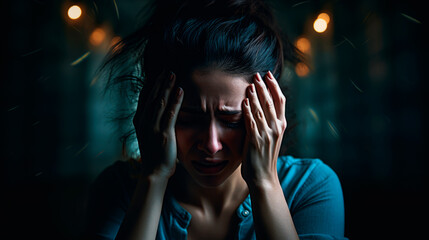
[3,0,427,239]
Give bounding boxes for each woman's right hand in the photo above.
[133,70,184,179]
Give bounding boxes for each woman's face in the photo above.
[175,69,249,187]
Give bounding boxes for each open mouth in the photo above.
[191,160,228,175]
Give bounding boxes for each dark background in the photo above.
[3,0,427,239]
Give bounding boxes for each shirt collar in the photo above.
[164,190,192,228]
[164,189,252,223]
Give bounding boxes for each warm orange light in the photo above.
[313,18,328,33]
[317,13,330,24]
[295,63,310,77]
[110,36,122,47]
[296,37,311,54]
[108,36,123,52]
[89,28,106,46]
[67,5,82,20]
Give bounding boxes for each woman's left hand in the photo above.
[241,71,287,188]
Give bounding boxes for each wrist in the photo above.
[246,176,281,194]
[139,171,171,186]
[140,162,176,180]
[133,173,169,201]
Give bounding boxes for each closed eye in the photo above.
[219,113,243,129]
[177,109,243,129]
[222,120,243,129]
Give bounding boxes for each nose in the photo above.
[197,121,223,155]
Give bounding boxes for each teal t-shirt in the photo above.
[84,156,347,239]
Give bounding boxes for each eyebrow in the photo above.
[180,107,242,115]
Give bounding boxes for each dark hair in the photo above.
[101,0,302,158]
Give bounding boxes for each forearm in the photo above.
[248,178,299,240]
[115,174,168,240]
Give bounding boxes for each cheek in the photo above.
[222,128,246,155]
[175,127,195,161]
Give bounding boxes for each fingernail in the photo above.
[170,72,175,80]
[255,72,262,82]
[267,71,275,80]
[176,87,183,98]
[250,84,255,93]
[244,98,249,106]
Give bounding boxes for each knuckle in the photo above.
[266,99,274,109]
[161,132,170,146]
[250,120,257,130]
[245,110,252,119]
[282,119,287,131]
[167,110,176,122]
[272,127,280,138]
[160,98,166,108]
[256,110,263,119]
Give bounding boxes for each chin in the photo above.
[183,162,242,188]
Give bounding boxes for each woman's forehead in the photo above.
[184,70,248,94]
[181,94,243,113]
[180,69,249,112]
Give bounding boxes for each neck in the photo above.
[171,164,249,215]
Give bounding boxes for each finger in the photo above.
[134,69,169,128]
[265,71,286,121]
[254,72,277,129]
[247,82,269,135]
[145,70,173,114]
[242,98,259,146]
[147,69,170,103]
[153,72,176,128]
[161,87,184,131]
[241,98,251,160]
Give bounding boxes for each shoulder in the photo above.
[276,156,346,238]
[277,155,338,183]
[276,156,343,210]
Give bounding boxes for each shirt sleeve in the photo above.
[82,161,134,240]
[285,159,347,240]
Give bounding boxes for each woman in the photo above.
[84,0,346,239]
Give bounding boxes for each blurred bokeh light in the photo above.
[296,37,311,54]
[318,12,330,24]
[67,5,82,20]
[313,18,328,32]
[89,28,107,46]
